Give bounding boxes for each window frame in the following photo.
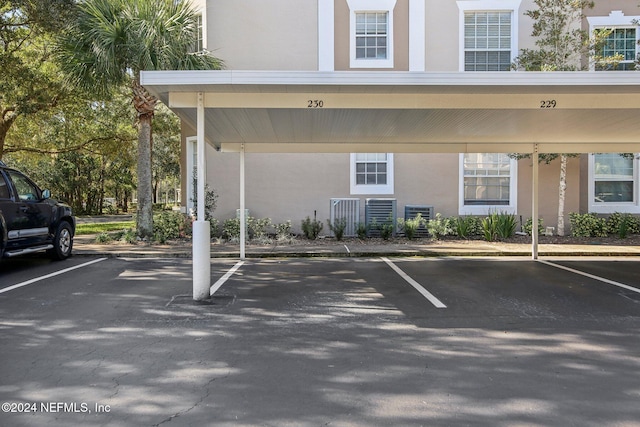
[456,0,521,72]
[458,153,518,215]
[347,0,397,69]
[350,153,394,195]
[588,153,640,214]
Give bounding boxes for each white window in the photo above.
[186,136,197,213]
[195,14,204,53]
[347,0,396,68]
[589,153,640,214]
[457,0,521,72]
[588,11,640,71]
[459,153,517,215]
[350,153,394,195]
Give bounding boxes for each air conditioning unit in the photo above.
[365,198,396,237]
[330,198,360,237]
[404,205,434,238]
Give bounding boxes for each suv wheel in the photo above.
[49,221,73,260]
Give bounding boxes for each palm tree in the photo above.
[57,0,223,238]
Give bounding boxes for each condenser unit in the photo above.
[404,205,434,238]
[365,198,396,237]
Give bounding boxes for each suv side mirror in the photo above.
[42,189,51,199]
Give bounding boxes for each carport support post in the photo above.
[532,144,539,260]
[193,92,211,301]
[240,144,246,260]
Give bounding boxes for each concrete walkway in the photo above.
[73,234,640,258]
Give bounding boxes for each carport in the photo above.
[140,70,640,300]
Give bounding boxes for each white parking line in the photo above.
[381,257,447,309]
[210,260,245,296]
[539,260,640,295]
[0,258,107,295]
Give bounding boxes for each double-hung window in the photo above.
[464,11,512,71]
[459,153,517,215]
[457,0,521,72]
[589,153,640,213]
[348,0,396,68]
[350,153,394,195]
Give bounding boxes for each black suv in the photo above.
[0,160,75,260]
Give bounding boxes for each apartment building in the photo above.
[144,0,640,236]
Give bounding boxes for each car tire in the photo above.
[49,221,73,260]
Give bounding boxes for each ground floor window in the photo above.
[459,153,517,215]
[350,153,394,195]
[589,153,639,213]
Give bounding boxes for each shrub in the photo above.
[119,228,137,244]
[223,218,241,241]
[481,214,499,242]
[275,220,293,241]
[523,217,545,236]
[569,213,607,237]
[454,216,477,239]
[495,212,517,240]
[356,223,368,239]
[426,213,451,240]
[153,211,190,243]
[397,213,424,240]
[302,216,323,240]
[606,212,640,238]
[190,171,218,221]
[95,232,112,244]
[249,217,272,240]
[327,217,348,241]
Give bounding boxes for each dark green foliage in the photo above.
[302,216,323,240]
[327,217,348,241]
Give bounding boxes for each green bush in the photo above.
[95,232,113,244]
[356,223,368,239]
[481,212,516,241]
[327,217,348,241]
[249,217,272,240]
[569,213,607,237]
[153,211,190,243]
[481,214,499,242]
[605,212,640,238]
[453,216,477,239]
[397,213,424,240]
[301,216,323,240]
[223,218,241,241]
[426,213,452,240]
[523,217,544,236]
[275,220,293,241]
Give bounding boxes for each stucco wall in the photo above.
[206,0,318,70]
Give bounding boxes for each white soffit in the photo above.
[141,70,640,153]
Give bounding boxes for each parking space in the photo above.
[1,256,639,426]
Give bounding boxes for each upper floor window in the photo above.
[588,11,640,71]
[193,14,204,53]
[464,11,512,71]
[356,12,388,60]
[459,153,517,215]
[457,0,521,72]
[595,28,637,71]
[348,0,396,68]
[589,153,640,214]
[350,153,394,195]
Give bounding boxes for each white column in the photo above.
[240,144,246,260]
[193,92,211,300]
[318,0,335,71]
[409,0,426,71]
[532,144,539,260]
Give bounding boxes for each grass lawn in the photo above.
[75,221,135,235]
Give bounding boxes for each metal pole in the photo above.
[240,144,246,260]
[193,92,210,300]
[532,144,539,260]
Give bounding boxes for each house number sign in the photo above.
[540,100,557,108]
[307,100,324,108]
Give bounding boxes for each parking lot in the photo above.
[1,256,639,426]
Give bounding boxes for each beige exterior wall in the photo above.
[206,0,318,70]
[182,0,635,235]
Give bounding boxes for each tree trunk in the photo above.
[132,79,158,239]
[136,113,154,239]
[557,154,567,236]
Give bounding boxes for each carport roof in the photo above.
[141,70,640,154]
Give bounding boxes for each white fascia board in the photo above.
[142,70,640,88]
